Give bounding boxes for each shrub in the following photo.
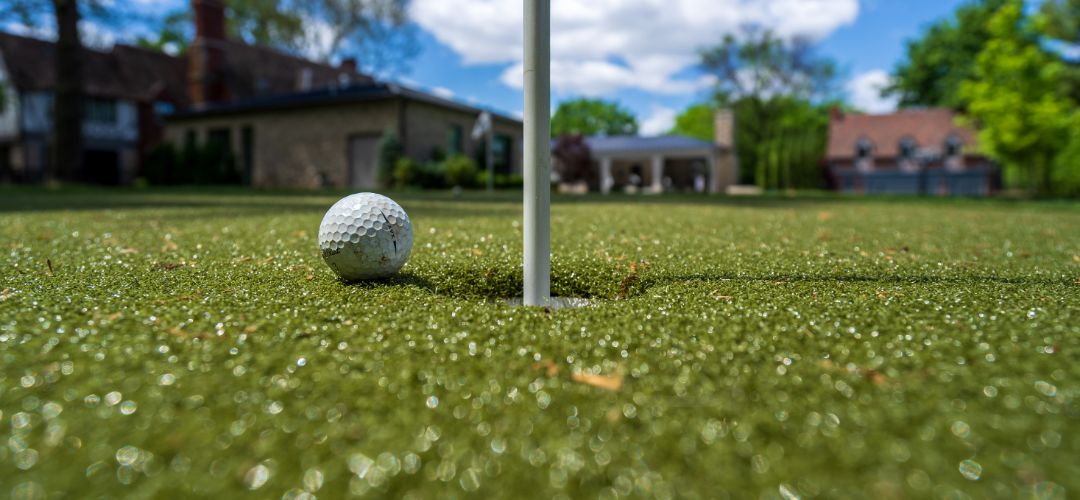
[476,171,524,190]
[393,157,418,189]
[443,155,479,188]
[377,132,404,188]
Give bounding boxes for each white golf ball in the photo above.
[318,193,413,280]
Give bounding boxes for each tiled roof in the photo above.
[0,32,173,101]
[0,31,371,106]
[169,82,522,125]
[827,108,980,159]
[213,39,373,101]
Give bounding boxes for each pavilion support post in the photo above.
[600,157,613,194]
[708,152,720,194]
[650,155,664,194]
[523,0,550,306]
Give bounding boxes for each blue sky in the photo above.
[5,0,972,134]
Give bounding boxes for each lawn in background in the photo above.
[1,188,1077,498]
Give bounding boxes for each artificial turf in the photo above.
[0,188,1077,499]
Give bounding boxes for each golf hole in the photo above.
[504,297,593,309]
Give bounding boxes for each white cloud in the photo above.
[431,86,456,99]
[640,105,677,136]
[847,70,898,114]
[412,0,859,96]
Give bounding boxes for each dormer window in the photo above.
[944,134,964,171]
[898,136,918,172]
[899,137,917,160]
[855,136,874,172]
[945,135,962,157]
[856,138,872,158]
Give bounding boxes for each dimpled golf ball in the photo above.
[318,193,413,281]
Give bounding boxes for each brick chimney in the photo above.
[714,109,736,149]
[339,58,357,73]
[188,0,228,108]
[830,105,844,122]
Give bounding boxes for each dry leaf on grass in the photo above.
[166,327,209,340]
[571,371,623,392]
[531,360,560,377]
[820,360,889,385]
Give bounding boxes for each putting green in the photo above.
[1,189,1077,498]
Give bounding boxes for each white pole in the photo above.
[523,0,550,306]
[486,126,495,192]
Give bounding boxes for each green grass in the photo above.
[1,188,1078,499]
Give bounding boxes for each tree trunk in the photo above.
[52,0,83,183]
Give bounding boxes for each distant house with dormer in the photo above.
[826,108,998,196]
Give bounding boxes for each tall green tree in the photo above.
[1038,0,1080,45]
[138,1,304,55]
[2,0,114,182]
[886,0,1006,110]
[52,0,82,182]
[670,104,715,142]
[960,0,1075,194]
[139,0,415,74]
[1035,0,1080,103]
[698,26,838,189]
[551,98,638,137]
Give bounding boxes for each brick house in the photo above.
[0,0,522,187]
[826,108,998,195]
[0,32,187,184]
[165,0,521,189]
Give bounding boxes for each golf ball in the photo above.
[318,193,413,280]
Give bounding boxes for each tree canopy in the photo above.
[960,0,1076,194]
[550,98,638,137]
[670,104,715,142]
[139,0,415,74]
[699,25,839,104]
[697,26,838,189]
[886,0,1006,110]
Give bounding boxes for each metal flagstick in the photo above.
[523,0,550,306]
[486,120,495,193]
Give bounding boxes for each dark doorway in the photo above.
[241,126,254,186]
[347,134,379,188]
[0,145,11,183]
[82,149,121,185]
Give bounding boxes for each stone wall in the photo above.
[166,100,400,188]
[402,101,523,174]
[167,99,525,188]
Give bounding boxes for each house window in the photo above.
[944,134,964,171]
[898,136,918,172]
[493,134,513,174]
[898,137,917,160]
[448,124,463,155]
[855,136,874,172]
[153,101,175,117]
[184,129,197,150]
[85,98,117,124]
[945,135,962,157]
[855,137,873,159]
